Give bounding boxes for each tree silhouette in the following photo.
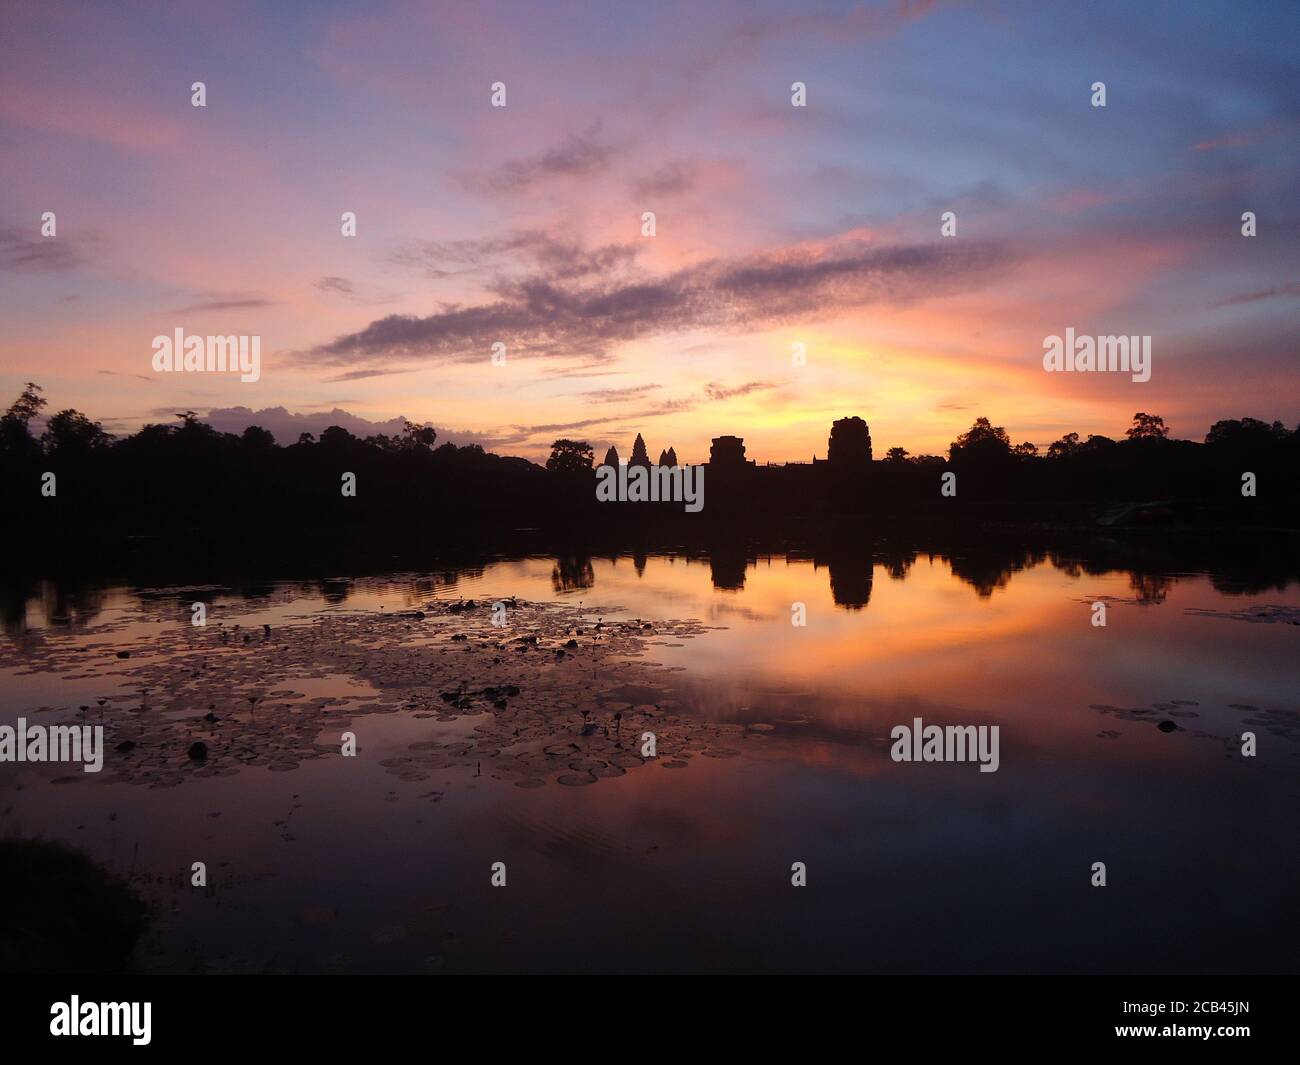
[949,417,1012,462]
[1,382,46,457]
[43,410,113,455]
[4,382,46,425]
[1047,432,1080,458]
[240,425,275,451]
[320,425,355,448]
[1205,417,1288,447]
[546,439,594,475]
[1126,412,1169,439]
[402,420,438,449]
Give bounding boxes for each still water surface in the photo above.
[2,545,1297,973]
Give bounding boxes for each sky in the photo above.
[1,0,1297,463]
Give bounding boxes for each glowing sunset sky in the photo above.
[1,0,1296,462]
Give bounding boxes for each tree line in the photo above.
[2,384,1296,542]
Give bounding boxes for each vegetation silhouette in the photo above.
[3,384,1297,560]
[0,839,150,974]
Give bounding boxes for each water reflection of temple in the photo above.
[708,543,752,591]
[552,554,595,593]
[813,543,874,610]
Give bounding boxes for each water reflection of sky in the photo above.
[2,550,1297,973]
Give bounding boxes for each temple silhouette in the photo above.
[595,417,877,514]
